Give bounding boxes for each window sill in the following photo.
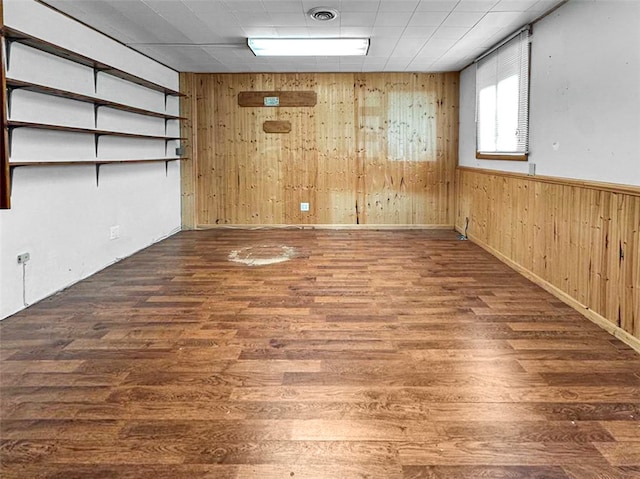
[476,152,528,161]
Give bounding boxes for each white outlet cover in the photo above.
[110,226,120,239]
[300,202,310,212]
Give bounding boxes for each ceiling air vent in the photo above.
[308,7,339,21]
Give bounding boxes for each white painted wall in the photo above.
[458,0,640,186]
[0,0,182,319]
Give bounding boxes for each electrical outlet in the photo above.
[300,202,310,212]
[528,163,536,176]
[17,252,30,264]
[110,225,120,240]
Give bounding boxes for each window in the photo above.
[475,28,530,160]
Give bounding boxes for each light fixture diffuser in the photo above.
[248,38,369,56]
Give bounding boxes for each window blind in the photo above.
[476,29,530,156]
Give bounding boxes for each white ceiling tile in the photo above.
[340,1,382,13]
[368,38,399,55]
[195,26,245,42]
[275,26,311,36]
[454,0,499,12]
[528,0,563,12]
[242,26,280,36]
[182,0,230,14]
[411,49,440,61]
[392,37,428,56]
[371,26,404,38]
[224,0,266,12]
[269,13,308,25]
[184,3,238,23]
[464,22,502,37]
[37,0,565,72]
[431,26,471,39]
[408,58,436,69]
[402,26,437,38]
[474,30,511,48]
[492,0,539,12]
[340,57,365,64]
[302,0,341,8]
[202,50,244,62]
[263,1,305,13]
[424,37,456,48]
[142,3,222,43]
[385,56,414,64]
[363,57,388,65]
[384,64,410,71]
[45,0,170,44]
[474,10,526,27]
[442,11,486,27]
[415,0,458,11]
[341,26,374,36]
[233,12,277,26]
[421,43,453,57]
[408,11,450,27]
[374,11,414,26]
[307,25,342,36]
[340,11,378,26]
[378,0,420,12]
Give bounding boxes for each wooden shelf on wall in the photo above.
[9,157,185,187]
[2,26,184,97]
[7,120,184,141]
[10,158,184,167]
[7,120,184,157]
[1,24,183,206]
[6,78,186,120]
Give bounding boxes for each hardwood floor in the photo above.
[1,229,639,478]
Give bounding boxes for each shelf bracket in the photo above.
[7,125,18,157]
[6,85,24,118]
[94,133,102,157]
[95,163,102,187]
[9,165,19,194]
[5,38,15,71]
[93,67,100,94]
[93,67,110,94]
[94,104,100,129]
[165,159,170,176]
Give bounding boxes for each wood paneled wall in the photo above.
[456,167,640,348]
[180,73,458,227]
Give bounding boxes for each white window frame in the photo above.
[475,27,530,161]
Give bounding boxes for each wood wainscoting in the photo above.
[455,167,640,351]
[180,73,458,228]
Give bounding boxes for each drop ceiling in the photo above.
[41,0,565,73]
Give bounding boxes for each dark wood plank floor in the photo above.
[1,229,639,479]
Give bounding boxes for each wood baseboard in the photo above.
[197,224,455,230]
[456,226,640,355]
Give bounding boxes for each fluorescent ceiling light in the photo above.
[248,38,369,56]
